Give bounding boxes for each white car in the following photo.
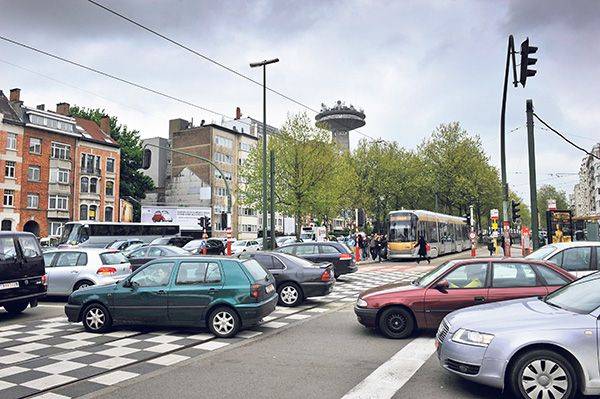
[231,240,261,255]
[43,248,132,295]
[525,241,600,278]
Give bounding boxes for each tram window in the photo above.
[428,222,439,243]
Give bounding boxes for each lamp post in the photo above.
[250,58,279,250]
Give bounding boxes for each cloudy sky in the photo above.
[1,0,598,204]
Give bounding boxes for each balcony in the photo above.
[80,166,102,176]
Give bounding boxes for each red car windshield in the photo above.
[414,260,460,287]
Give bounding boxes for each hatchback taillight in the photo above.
[339,253,353,261]
[41,274,48,286]
[97,267,117,275]
[250,284,261,299]
[321,270,331,282]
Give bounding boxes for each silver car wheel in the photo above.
[521,359,568,399]
[212,311,235,335]
[77,283,89,290]
[85,307,105,331]
[280,286,299,305]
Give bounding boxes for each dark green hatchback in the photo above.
[65,256,277,338]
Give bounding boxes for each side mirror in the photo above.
[435,279,449,291]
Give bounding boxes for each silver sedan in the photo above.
[437,273,600,399]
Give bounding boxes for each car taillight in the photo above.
[41,274,48,286]
[97,267,117,275]
[339,253,353,261]
[321,270,331,282]
[250,284,261,299]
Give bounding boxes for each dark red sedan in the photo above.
[354,258,575,339]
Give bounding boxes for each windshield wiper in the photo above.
[545,300,564,310]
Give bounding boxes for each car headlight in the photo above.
[356,298,368,308]
[451,328,494,347]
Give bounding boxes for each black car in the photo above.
[182,239,226,255]
[149,236,195,248]
[244,252,335,306]
[126,245,191,271]
[0,232,47,314]
[274,242,357,278]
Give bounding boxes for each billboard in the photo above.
[141,206,211,230]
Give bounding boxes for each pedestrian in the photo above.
[370,234,379,261]
[414,235,430,264]
[361,234,369,260]
[379,234,388,261]
[487,238,495,256]
[356,233,364,259]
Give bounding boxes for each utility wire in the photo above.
[533,112,600,161]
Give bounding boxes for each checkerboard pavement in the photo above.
[0,269,425,399]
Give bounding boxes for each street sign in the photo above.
[492,221,498,231]
[469,231,476,240]
[490,209,499,220]
[547,199,557,211]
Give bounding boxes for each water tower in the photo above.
[315,100,366,151]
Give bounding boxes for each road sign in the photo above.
[469,231,476,240]
[492,221,498,231]
[547,199,557,211]
[490,209,499,220]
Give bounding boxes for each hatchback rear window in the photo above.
[100,252,129,265]
[242,259,268,281]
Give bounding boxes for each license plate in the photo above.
[0,282,19,290]
[266,284,274,294]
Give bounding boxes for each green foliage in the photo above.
[536,184,569,228]
[69,106,155,220]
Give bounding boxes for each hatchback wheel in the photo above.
[74,280,94,291]
[277,283,303,307]
[82,303,112,333]
[377,307,414,339]
[208,307,240,338]
[511,349,577,399]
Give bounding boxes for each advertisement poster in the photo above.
[141,206,211,230]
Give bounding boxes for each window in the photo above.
[176,262,208,284]
[99,252,127,265]
[444,263,488,289]
[81,154,101,173]
[3,190,14,207]
[106,157,115,173]
[296,245,318,256]
[130,262,174,287]
[49,195,68,210]
[277,246,295,255]
[1,220,12,231]
[29,138,41,154]
[240,208,257,216]
[214,170,232,181]
[105,206,114,222]
[0,237,17,261]
[213,152,232,164]
[105,181,114,196]
[80,204,88,220]
[148,247,163,257]
[561,247,591,271]
[51,142,70,160]
[27,194,39,209]
[205,263,222,283]
[129,247,148,259]
[320,245,340,254]
[216,187,228,197]
[55,252,82,267]
[43,252,56,266]
[253,254,274,270]
[81,177,89,193]
[28,166,41,182]
[214,136,233,148]
[18,236,42,259]
[89,205,97,220]
[492,263,537,288]
[50,222,64,236]
[536,265,569,286]
[57,169,69,184]
[5,161,15,178]
[30,114,74,133]
[241,224,257,232]
[239,142,253,152]
[90,178,98,194]
[6,133,17,150]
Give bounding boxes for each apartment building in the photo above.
[572,143,600,217]
[0,88,120,237]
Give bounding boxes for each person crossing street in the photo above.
[414,235,430,264]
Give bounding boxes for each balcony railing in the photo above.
[80,166,102,176]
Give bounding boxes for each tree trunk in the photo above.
[295,211,301,240]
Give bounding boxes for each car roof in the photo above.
[46,248,120,254]
[545,241,600,249]
[452,257,554,265]
[0,231,37,237]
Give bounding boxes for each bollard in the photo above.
[226,228,232,256]
[355,245,360,262]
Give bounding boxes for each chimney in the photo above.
[56,102,70,116]
[235,107,242,120]
[37,104,45,111]
[100,115,111,134]
[9,88,20,102]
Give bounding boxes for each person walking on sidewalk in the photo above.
[487,238,495,256]
[361,234,369,260]
[414,235,430,264]
[379,234,388,261]
[370,234,380,261]
[356,233,364,260]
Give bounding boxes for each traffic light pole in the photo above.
[269,150,275,250]
[526,99,540,250]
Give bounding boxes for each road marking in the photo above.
[341,337,436,399]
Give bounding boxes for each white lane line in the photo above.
[341,337,436,399]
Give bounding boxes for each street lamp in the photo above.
[250,58,279,250]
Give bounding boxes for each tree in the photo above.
[69,106,155,220]
[239,112,357,238]
[536,184,569,229]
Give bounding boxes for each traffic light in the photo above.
[220,212,228,230]
[141,148,152,169]
[464,214,471,226]
[511,200,521,223]
[198,216,206,231]
[519,38,538,87]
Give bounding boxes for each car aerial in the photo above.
[274,242,357,278]
[149,235,195,247]
[105,239,144,251]
[43,248,132,295]
[436,272,600,399]
[242,252,335,306]
[183,239,226,255]
[231,240,261,255]
[525,241,600,278]
[0,232,47,314]
[126,245,191,271]
[354,258,575,339]
[65,256,278,338]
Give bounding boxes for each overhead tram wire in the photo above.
[533,112,600,161]
[0,35,257,131]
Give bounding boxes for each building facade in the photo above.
[572,143,600,217]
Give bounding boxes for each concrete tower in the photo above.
[315,100,366,151]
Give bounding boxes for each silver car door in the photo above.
[52,252,83,295]
[43,252,57,295]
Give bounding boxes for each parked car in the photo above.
[182,239,226,255]
[65,256,278,338]
[276,236,301,246]
[243,252,335,306]
[43,248,131,295]
[122,243,147,257]
[105,239,144,251]
[126,245,191,271]
[0,232,47,314]
[150,236,195,248]
[275,242,357,277]
[231,240,261,255]
[437,272,600,399]
[355,258,575,339]
[526,241,600,278]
